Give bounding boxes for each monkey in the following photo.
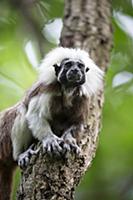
[0,47,103,200]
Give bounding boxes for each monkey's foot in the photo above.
[42,135,63,156]
[62,130,81,156]
[18,145,39,168]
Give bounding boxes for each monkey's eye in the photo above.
[78,63,85,69]
[65,62,73,68]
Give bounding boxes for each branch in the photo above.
[17,0,113,199]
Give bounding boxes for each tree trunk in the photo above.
[17,0,112,199]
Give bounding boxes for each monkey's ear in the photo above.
[53,64,60,69]
[53,64,60,76]
[86,67,90,73]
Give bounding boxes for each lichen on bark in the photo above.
[17,0,113,199]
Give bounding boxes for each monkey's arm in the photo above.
[26,95,63,154]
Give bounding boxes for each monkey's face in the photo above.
[54,59,89,88]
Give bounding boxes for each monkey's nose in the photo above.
[72,68,78,73]
[67,70,81,82]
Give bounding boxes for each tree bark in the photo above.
[17,0,112,199]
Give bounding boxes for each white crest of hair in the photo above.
[39,47,104,96]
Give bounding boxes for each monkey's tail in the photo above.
[0,165,15,200]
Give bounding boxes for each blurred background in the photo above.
[0,0,133,199]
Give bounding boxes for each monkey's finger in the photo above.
[53,139,63,152]
[24,156,30,166]
[62,143,71,157]
[18,159,25,168]
[47,144,52,155]
[29,148,40,156]
[42,141,48,153]
[18,156,28,168]
[55,144,62,153]
[51,143,62,156]
[70,143,81,154]
[63,143,71,153]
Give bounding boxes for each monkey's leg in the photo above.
[61,125,82,156]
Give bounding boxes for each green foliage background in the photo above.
[0,0,133,199]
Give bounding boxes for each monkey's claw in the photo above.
[18,146,39,168]
[42,135,63,156]
[63,142,81,155]
[62,131,81,156]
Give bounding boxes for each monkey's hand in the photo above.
[62,126,81,156]
[42,134,63,156]
[18,144,40,168]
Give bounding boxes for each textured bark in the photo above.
[17,0,112,199]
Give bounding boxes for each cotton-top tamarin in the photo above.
[0,47,103,200]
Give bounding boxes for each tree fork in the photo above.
[17,0,113,199]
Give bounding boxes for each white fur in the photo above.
[11,103,33,160]
[39,47,104,96]
[26,93,53,141]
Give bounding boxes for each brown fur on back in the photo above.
[0,105,18,200]
[0,105,18,164]
[24,81,60,108]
